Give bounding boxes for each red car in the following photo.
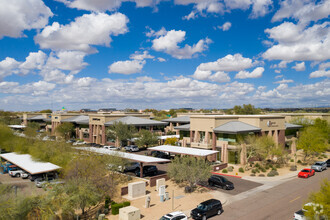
[298,168,315,178]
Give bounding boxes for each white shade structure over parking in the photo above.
[0,153,61,175]
[76,147,171,163]
[148,145,218,157]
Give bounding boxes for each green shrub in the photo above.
[111,203,124,215]
[297,160,302,163]
[275,164,280,168]
[290,159,294,162]
[289,165,297,171]
[250,173,256,176]
[267,170,279,177]
[260,167,266,173]
[104,196,111,209]
[238,167,244,173]
[255,163,260,168]
[258,174,265,177]
[222,169,228,173]
[272,167,277,171]
[255,168,260,173]
[227,166,233,172]
[123,201,130,207]
[251,169,256,174]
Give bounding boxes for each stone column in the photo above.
[190,130,193,143]
[240,143,247,165]
[221,143,225,162]
[223,143,228,163]
[273,129,279,145]
[278,130,285,148]
[51,122,55,135]
[89,124,93,143]
[291,137,297,154]
[212,132,216,150]
[102,125,106,145]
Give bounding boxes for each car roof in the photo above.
[301,168,311,171]
[200,199,220,205]
[165,211,185,217]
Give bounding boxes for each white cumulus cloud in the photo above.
[217,22,232,31]
[35,13,129,53]
[235,67,264,79]
[151,29,212,59]
[309,70,330,78]
[129,51,154,60]
[292,62,306,71]
[0,57,21,79]
[0,0,53,39]
[108,60,146,74]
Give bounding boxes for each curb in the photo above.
[211,172,242,178]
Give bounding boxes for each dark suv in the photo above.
[150,151,171,159]
[191,199,223,220]
[208,175,234,190]
[135,165,158,177]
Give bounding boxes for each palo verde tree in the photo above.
[164,137,178,146]
[304,179,330,219]
[233,104,261,115]
[106,121,136,147]
[167,156,212,191]
[56,122,75,140]
[135,129,158,148]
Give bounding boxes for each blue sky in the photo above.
[0,0,329,111]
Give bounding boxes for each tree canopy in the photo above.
[56,122,75,140]
[304,179,330,219]
[233,104,261,115]
[135,129,158,148]
[106,121,136,147]
[167,156,211,190]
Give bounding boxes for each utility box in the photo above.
[119,206,140,220]
[128,181,145,199]
[156,178,166,191]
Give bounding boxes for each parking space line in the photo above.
[290,196,301,203]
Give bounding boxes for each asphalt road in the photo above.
[211,169,329,220]
[201,175,263,195]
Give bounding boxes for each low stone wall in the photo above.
[149,174,169,187]
[212,163,228,171]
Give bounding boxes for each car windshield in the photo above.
[220,177,228,182]
[314,163,322,165]
[197,204,208,211]
[301,170,309,172]
[159,217,171,220]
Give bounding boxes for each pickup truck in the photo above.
[294,209,306,220]
[9,169,25,178]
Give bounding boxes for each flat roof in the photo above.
[174,124,190,131]
[285,123,303,129]
[0,153,61,175]
[190,114,285,119]
[76,147,171,163]
[27,115,46,120]
[104,116,168,126]
[8,125,26,129]
[148,145,218,157]
[162,116,190,123]
[213,121,261,134]
[61,115,89,124]
[158,135,180,140]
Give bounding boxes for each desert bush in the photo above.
[227,166,233,172]
[222,169,228,173]
[290,159,294,162]
[238,167,244,173]
[297,160,302,163]
[259,174,265,177]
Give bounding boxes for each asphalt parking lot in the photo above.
[203,174,263,195]
[0,173,44,196]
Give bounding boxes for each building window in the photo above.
[92,118,100,121]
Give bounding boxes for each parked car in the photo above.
[326,159,330,167]
[311,161,327,172]
[35,176,56,187]
[9,169,25,178]
[294,209,306,220]
[298,168,315,178]
[124,145,139,152]
[208,175,234,190]
[122,162,140,172]
[160,211,188,220]
[104,146,118,150]
[21,172,29,179]
[150,151,170,159]
[29,173,57,182]
[66,139,76,144]
[135,165,158,177]
[73,140,86,146]
[191,199,223,220]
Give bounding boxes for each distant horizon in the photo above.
[0,0,329,111]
